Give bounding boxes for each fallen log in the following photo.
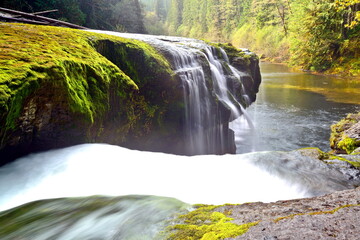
[12,9,59,18]
[0,15,49,25]
[0,7,87,29]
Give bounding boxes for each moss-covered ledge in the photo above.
[330,112,360,154]
[0,22,182,165]
[160,204,259,240]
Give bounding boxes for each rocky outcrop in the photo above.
[0,23,183,165]
[330,112,360,154]
[228,187,360,239]
[215,43,261,104]
[164,187,360,239]
[0,23,261,165]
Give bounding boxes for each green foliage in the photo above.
[232,23,289,61]
[0,0,147,33]
[151,0,360,76]
[165,0,251,41]
[112,0,147,33]
[289,0,343,71]
[335,0,360,28]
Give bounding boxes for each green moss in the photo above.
[0,22,181,153]
[338,137,360,154]
[303,147,360,168]
[328,155,360,168]
[330,113,360,153]
[274,204,360,223]
[205,42,256,67]
[164,204,258,240]
[0,23,141,131]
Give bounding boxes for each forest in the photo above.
[143,0,360,75]
[1,0,359,75]
[0,0,146,33]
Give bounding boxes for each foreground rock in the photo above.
[231,187,360,239]
[164,147,360,239]
[165,187,360,240]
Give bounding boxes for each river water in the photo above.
[231,62,360,153]
[0,63,359,239]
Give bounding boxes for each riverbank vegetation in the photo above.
[2,0,358,76]
[141,0,360,76]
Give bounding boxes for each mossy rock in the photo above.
[0,22,184,165]
[162,204,258,240]
[330,112,360,154]
[205,42,262,104]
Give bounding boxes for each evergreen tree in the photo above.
[112,0,147,33]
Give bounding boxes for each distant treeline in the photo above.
[0,0,146,33]
[141,0,360,75]
[2,0,359,75]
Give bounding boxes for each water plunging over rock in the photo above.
[91,31,261,155]
[0,24,261,163]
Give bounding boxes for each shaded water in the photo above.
[231,62,360,153]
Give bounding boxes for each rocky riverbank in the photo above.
[167,186,360,240]
[165,113,360,239]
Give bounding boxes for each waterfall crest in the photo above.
[90,31,258,154]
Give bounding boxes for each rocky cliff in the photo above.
[0,23,261,165]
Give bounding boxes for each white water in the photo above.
[0,143,354,212]
[90,30,250,154]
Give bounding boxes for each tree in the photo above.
[112,0,147,33]
[335,0,360,28]
[289,0,345,71]
[166,0,183,34]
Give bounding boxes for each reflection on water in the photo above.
[232,62,360,153]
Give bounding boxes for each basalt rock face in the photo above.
[216,43,261,104]
[0,23,261,165]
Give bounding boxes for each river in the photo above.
[0,63,359,239]
[231,62,360,153]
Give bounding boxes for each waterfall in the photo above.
[90,31,253,155]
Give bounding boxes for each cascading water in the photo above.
[1,143,357,212]
[0,143,359,239]
[90,30,252,155]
